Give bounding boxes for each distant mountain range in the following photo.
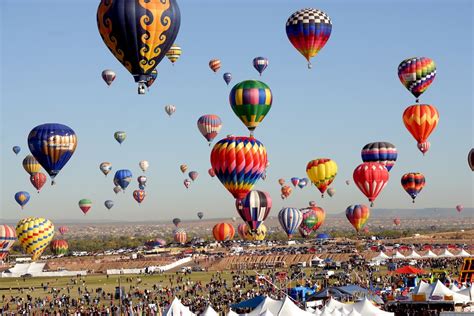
[1,208,471,225]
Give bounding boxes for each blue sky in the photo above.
[1,0,472,222]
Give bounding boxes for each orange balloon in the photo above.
[403,104,439,153]
[212,223,235,241]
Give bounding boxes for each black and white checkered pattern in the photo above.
[408,70,437,90]
[286,8,331,26]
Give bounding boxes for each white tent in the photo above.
[458,286,474,301]
[259,309,274,316]
[320,298,393,316]
[352,298,394,315]
[423,250,438,258]
[405,250,422,259]
[457,249,471,257]
[228,310,239,316]
[415,280,470,304]
[245,296,313,316]
[392,251,405,259]
[348,309,361,316]
[200,305,218,316]
[438,249,454,257]
[371,251,389,262]
[414,280,431,295]
[163,297,196,316]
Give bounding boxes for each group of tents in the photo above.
[371,249,471,262]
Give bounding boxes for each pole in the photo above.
[118,276,122,316]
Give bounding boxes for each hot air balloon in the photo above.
[398,57,436,102]
[403,104,439,155]
[58,226,68,235]
[104,200,114,210]
[30,172,47,193]
[286,8,332,69]
[232,217,237,222]
[213,223,235,241]
[14,191,30,209]
[99,162,112,176]
[22,155,41,175]
[236,190,272,230]
[12,146,21,155]
[145,69,158,88]
[309,201,317,207]
[469,149,474,171]
[180,164,188,173]
[456,205,464,213]
[327,188,335,197]
[16,217,54,261]
[290,177,300,187]
[253,57,269,76]
[393,218,401,226]
[0,225,16,261]
[28,123,77,185]
[188,171,198,181]
[133,190,146,204]
[145,238,166,249]
[197,212,204,220]
[278,178,286,186]
[223,72,232,85]
[210,136,267,199]
[209,59,221,72]
[113,186,122,194]
[306,159,338,197]
[184,179,191,189]
[345,180,350,186]
[401,173,426,203]
[166,44,182,64]
[417,141,430,155]
[97,0,181,94]
[345,205,370,233]
[353,162,389,206]
[229,80,272,135]
[102,69,116,86]
[298,178,308,189]
[172,218,181,227]
[299,206,326,237]
[78,199,92,215]
[50,240,68,256]
[281,186,292,199]
[173,228,187,244]
[139,161,149,172]
[114,169,133,191]
[278,207,303,239]
[197,115,223,145]
[137,176,147,188]
[114,131,126,145]
[238,223,267,241]
[165,105,176,117]
[208,168,216,178]
[361,142,398,172]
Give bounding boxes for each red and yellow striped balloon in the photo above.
[209,59,221,72]
[212,223,235,241]
[306,159,338,197]
[50,239,69,255]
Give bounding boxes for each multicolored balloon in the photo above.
[100,162,112,176]
[398,57,436,102]
[278,178,286,186]
[278,207,303,239]
[137,175,147,188]
[456,205,464,213]
[23,155,41,175]
[102,69,116,86]
[286,8,332,69]
[50,239,68,256]
[173,228,187,244]
[223,72,232,85]
[209,59,221,72]
[145,69,158,88]
[197,212,204,220]
[180,164,188,173]
[210,136,267,199]
[361,142,398,172]
[197,114,222,145]
[184,178,191,189]
[165,105,176,117]
[403,104,439,155]
[298,178,308,189]
[299,206,325,237]
[139,161,149,172]
[12,146,21,155]
[16,217,54,261]
[327,187,335,197]
[290,177,300,187]
[236,190,272,230]
[281,185,292,199]
[353,162,389,206]
[212,223,235,242]
[133,189,146,204]
[469,149,474,171]
[14,191,30,209]
[188,171,198,181]
[78,199,92,215]
[229,80,272,135]
[0,225,16,261]
[401,172,426,203]
[28,123,77,185]
[104,200,114,210]
[346,205,370,233]
[166,44,182,64]
[417,141,430,155]
[114,131,126,145]
[306,159,338,197]
[253,57,269,76]
[30,172,47,193]
[238,223,267,241]
[58,226,69,235]
[97,0,181,94]
[145,238,166,248]
[114,169,133,191]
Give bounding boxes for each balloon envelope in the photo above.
[104,200,114,210]
[346,205,370,232]
[114,169,133,191]
[102,69,116,86]
[212,223,235,241]
[0,225,16,261]
[16,217,54,260]
[14,191,30,209]
[12,146,21,155]
[401,172,425,203]
[278,207,303,239]
[236,190,272,230]
[306,159,338,197]
[398,57,436,101]
[361,142,397,172]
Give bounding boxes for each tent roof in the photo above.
[231,295,266,309]
[406,250,422,258]
[164,297,196,316]
[438,249,454,257]
[423,250,438,258]
[415,280,471,304]
[371,251,389,261]
[457,249,471,257]
[352,298,394,315]
[200,305,218,316]
[392,251,405,259]
[394,265,426,275]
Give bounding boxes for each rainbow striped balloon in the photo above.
[0,225,16,260]
[401,173,425,203]
[398,57,436,102]
[345,205,370,233]
[50,239,69,255]
[197,114,222,144]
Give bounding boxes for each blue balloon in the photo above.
[114,169,133,191]
[278,207,303,238]
[223,72,232,85]
[27,123,77,184]
[12,146,21,155]
[14,191,30,209]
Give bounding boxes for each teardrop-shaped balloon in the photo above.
[180,164,187,173]
[398,57,436,102]
[401,172,425,203]
[209,59,221,72]
[14,191,30,209]
[290,177,300,187]
[58,226,69,235]
[183,179,191,189]
[166,44,182,64]
[306,158,338,197]
[114,131,126,145]
[139,160,149,172]
[137,175,147,187]
[113,186,122,194]
[165,105,176,117]
[403,104,439,155]
[197,115,222,145]
[253,57,269,76]
[23,155,41,175]
[236,190,272,231]
[100,162,112,176]
[223,72,232,85]
[104,200,114,210]
[30,172,47,193]
[102,69,116,86]
[188,171,199,181]
[133,190,146,204]
[346,205,370,233]
[197,212,204,220]
[12,146,21,155]
[78,199,92,215]
[172,218,181,227]
[353,163,389,206]
[278,207,303,239]
[208,168,216,178]
[327,187,335,197]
